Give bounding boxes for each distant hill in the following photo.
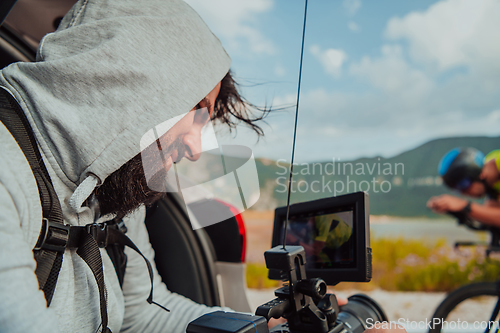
[176,136,499,217]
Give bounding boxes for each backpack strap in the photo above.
[0,88,168,332]
[0,88,65,305]
[0,88,114,331]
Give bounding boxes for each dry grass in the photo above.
[243,210,500,291]
[246,236,500,291]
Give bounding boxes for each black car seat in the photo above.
[145,193,221,306]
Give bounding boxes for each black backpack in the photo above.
[0,88,168,332]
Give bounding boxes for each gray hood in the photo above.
[0,0,230,222]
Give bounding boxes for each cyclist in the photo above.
[427,148,500,227]
[313,214,353,263]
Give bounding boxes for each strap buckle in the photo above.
[86,223,108,248]
[34,218,71,252]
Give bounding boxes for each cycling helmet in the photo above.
[438,147,484,190]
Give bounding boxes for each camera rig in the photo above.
[187,243,387,333]
[256,245,340,333]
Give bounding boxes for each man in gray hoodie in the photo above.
[0,0,264,332]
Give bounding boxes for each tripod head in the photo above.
[256,246,339,333]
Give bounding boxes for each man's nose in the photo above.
[182,130,202,161]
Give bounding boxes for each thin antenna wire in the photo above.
[283,0,308,250]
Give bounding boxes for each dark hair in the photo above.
[212,70,269,136]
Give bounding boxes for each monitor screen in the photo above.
[271,192,371,285]
[280,210,354,269]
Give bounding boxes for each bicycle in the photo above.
[429,212,500,333]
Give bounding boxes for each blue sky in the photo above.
[185,0,500,163]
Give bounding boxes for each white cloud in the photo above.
[348,21,360,32]
[343,0,362,16]
[184,0,275,55]
[412,109,500,138]
[267,87,500,161]
[349,44,433,96]
[310,45,348,78]
[384,0,500,72]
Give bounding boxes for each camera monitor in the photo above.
[271,191,371,285]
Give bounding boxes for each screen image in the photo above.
[281,210,354,269]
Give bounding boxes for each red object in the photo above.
[215,199,246,262]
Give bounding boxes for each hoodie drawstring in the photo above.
[69,174,100,213]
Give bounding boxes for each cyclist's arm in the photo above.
[427,194,468,213]
[428,195,500,227]
[469,200,500,227]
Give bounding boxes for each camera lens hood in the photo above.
[336,294,388,333]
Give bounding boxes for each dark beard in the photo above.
[93,136,188,219]
[93,152,167,220]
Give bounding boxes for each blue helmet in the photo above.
[438,147,484,190]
